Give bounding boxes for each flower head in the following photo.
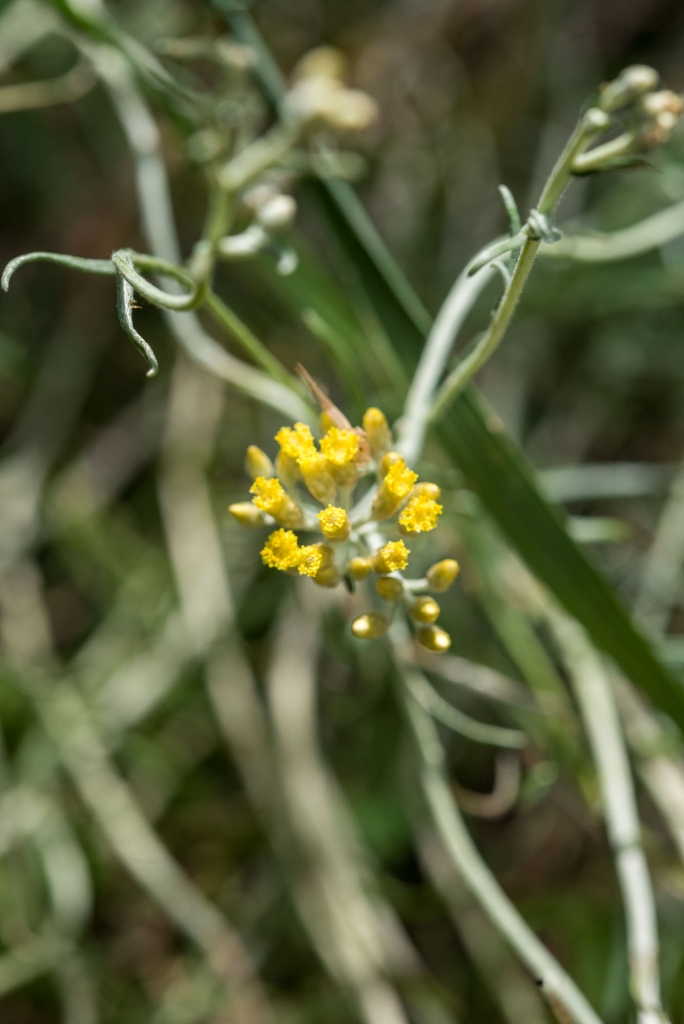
[275,422,316,461]
[260,529,302,570]
[320,427,359,467]
[399,495,443,534]
[384,460,418,498]
[250,476,288,515]
[298,545,324,577]
[372,540,410,575]
[317,505,350,541]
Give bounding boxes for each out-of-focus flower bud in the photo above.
[351,611,390,639]
[229,502,267,528]
[416,624,451,652]
[409,596,440,623]
[638,90,684,148]
[412,482,441,500]
[291,46,347,84]
[378,451,403,478]
[313,564,342,588]
[298,452,337,504]
[275,450,301,489]
[376,577,403,601]
[426,559,460,592]
[246,445,275,480]
[598,65,660,112]
[348,556,371,580]
[363,407,392,458]
[256,194,297,232]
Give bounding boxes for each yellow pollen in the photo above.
[250,476,287,515]
[398,495,443,533]
[319,427,359,467]
[275,422,316,461]
[317,505,350,540]
[384,459,418,499]
[298,545,325,577]
[260,529,301,571]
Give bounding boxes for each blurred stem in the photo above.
[0,59,94,112]
[633,460,684,637]
[203,287,299,387]
[546,611,666,1024]
[391,621,604,1024]
[542,198,684,262]
[428,111,605,427]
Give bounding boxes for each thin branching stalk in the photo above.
[546,611,666,1024]
[542,198,684,262]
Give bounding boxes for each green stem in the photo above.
[203,288,298,388]
[428,110,607,422]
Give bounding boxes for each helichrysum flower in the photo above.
[318,505,350,541]
[260,529,302,570]
[372,458,418,519]
[399,495,443,535]
[372,540,410,575]
[232,398,457,649]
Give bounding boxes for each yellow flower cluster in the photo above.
[229,403,455,650]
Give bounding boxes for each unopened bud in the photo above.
[416,624,451,653]
[314,564,341,588]
[348,556,371,580]
[378,451,403,478]
[318,89,378,132]
[275,450,301,489]
[409,596,440,623]
[413,482,441,500]
[598,65,660,112]
[246,445,274,480]
[257,194,297,231]
[351,611,390,639]
[426,559,460,592]
[291,46,347,84]
[362,407,392,458]
[376,577,403,601]
[229,502,267,528]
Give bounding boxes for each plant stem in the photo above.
[542,198,684,262]
[546,611,666,1024]
[391,623,604,1024]
[428,111,605,424]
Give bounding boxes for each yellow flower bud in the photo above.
[310,542,335,569]
[245,445,274,480]
[320,427,359,486]
[416,624,451,653]
[372,459,418,520]
[372,540,410,575]
[313,564,342,588]
[275,450,301,489]
[320,411,336,434]
[250,477,303,528]
[229,502,267,528]
[298,451,337,504]
[317,505,351,541]
[413,482,441,500]
[376,577,403,601]
[378,451,403,478]
[351,611,390,640]
[362,407,392,458]
[409,596,440,624]
[348,556,371,580]
[426,559,460,592]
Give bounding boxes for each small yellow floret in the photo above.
[317,505,350,541]
[384,460,418,498]
[399,495,443,534]
[320,427,359,467]
[372,540,410,574]
[298,545,324,577]
[275,422,316,461]
[260,529,301,571]
[250,476,288,515]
